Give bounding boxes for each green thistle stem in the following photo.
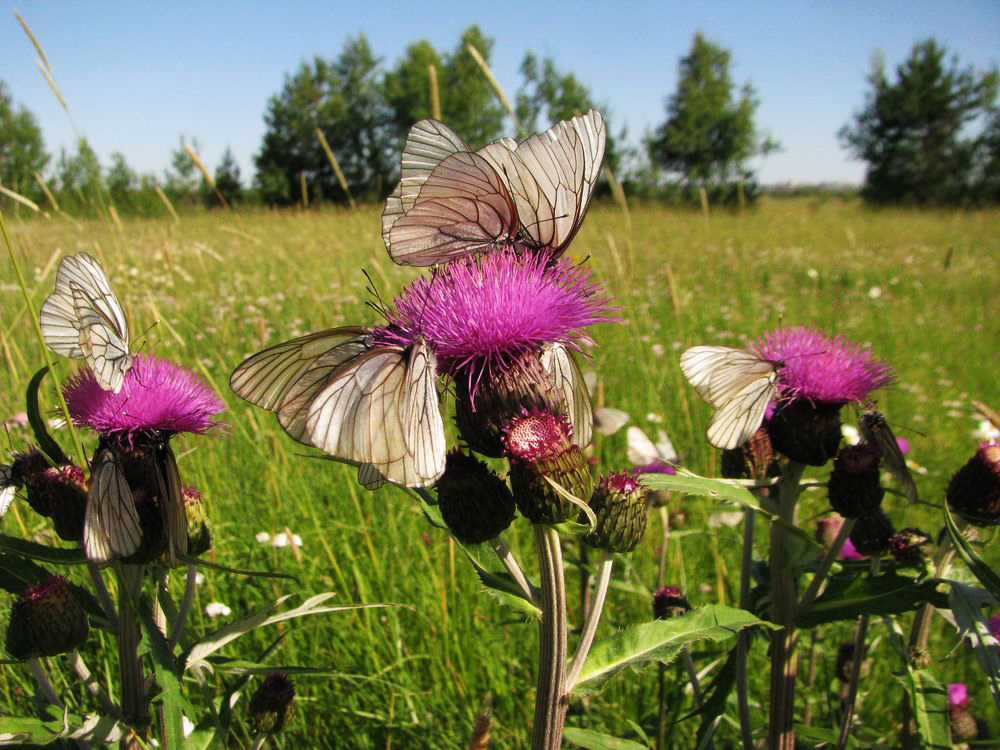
[797,516,857,616]
[736,507,756,750]
[531,525,568,750]
[837,557,880,750]
[117,565,147,749]
[169,564,199,649]
[565,552,613,690]
[490,537,537,603]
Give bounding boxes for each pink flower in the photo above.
[948,683,968,711]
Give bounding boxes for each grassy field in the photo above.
[1,197,998,747]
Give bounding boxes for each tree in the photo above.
[213,147,243,206]
[164,136,202,207]
[383,26,506,148]
[255,35,393,206]
[516,52,621,173]
[840,39,999,205]
[54,139,103,215]
[0,81,49,205]
[106,151,137,209]
[649,33,776,198]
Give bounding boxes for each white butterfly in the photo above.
[540,342,594,449]
[382,110,606,266]
[230,328,446,489]
[0,465,15,520]
[627,426,679,469]
[679,346,781,450]
[84,448,142,564]
[859,406,918,504]
[40,253,132,393]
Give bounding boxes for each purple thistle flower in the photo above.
[750,326,894,404]
[371,249,617,395]
[948,683,968,711]
[990,612,1000,641]
[64,354,224,437]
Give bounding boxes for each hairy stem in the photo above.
[797,517,856,617]
[565,552,613,691]
[531,525,568,750]
[736,507,756,749]
[490,536,537,603]
[117,565,147,750]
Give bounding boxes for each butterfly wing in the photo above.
[594,407,629,436]
[72,285,132,393]
[382,119,470,247]
[680,346,743,401]
[85,449,142,564]
[540,342,594,449]
[627,426,659,466]
[860,408,919,504]
[705,372,777,450]
[387,151,519,266]
[0,465,14,519]
[156,445,187,564]
[402,339,446,481]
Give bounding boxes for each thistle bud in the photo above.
[828,443,884,518]
[183,486,213,557]
[25,464,89,543]
[5,576,89,659]
[721,427,779,481]
[583,472,648,553]
[948,683,979,742]
[835,642,870,683]
[767,399,844,466]
[455,352,567,457]
[248,672,295,734]
[848,508,895,556]
[946,442,1000,527]
[504,409,591,525]
[436,451,516,543]
[890,527,932,569]
[652,586,691,620]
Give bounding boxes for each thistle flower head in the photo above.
[750,326,894,404]
[64,354,224,437]
[652,586,691,620]
[946,441,1000,527]
[503,408,574,462]
[5,575,89,659]
[372,250,617,397]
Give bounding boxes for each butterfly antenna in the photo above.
[362,269,391,320]
[135,320,160,354]
[413,266,440,331]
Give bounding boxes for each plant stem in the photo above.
[87,562,118,629]
[117,565,147,750]
[531,525,568,750]
[249,734,268,750]
[169,564,199,649]
[736,507,755,750]
[837,558,879,750]
[797,517,856,617]
[27,657,64,708]
[70,650,121,718]
[767,461,805,750]
[490,536,537,603]
[565,552,613,691]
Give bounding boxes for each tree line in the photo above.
[2,28,998,217]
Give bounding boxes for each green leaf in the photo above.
[179,554,301,586]
[563,726,649,749]
[25,366,69,466]
[944,503,1000,600]
[0,711,124,744]
[0,534,87,565]
[693,644,738,749]
[794,724,858,748]
[137,595,188,750]
[0,552,52,594]
[893,668,951,749]
[947,581,1000,711]
[572,604,776,695]
[640,468,765,511]
[794,569,949,628]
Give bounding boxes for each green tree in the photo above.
[164,136,202,208]
[255,35,393,206]
[383,26,506,149]
[54,139,103,215]
[973,110,1000,203]
[0,81,49,205]
[649,33,776,199]
[213,147,243,206]
[840,39,999,205]
[516,52,621,172]
[106,151,137,209]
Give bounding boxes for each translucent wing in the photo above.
[41,254,132,392]
[85,449,141,564]
[230,326,370,417]
[0,465,14,519]
[594,407,629,436]
[705,374,777,450]
[402,339,446,481]
[540,342,593,449]
[382,119,470,247]
[305,347,444,488]
[627,426,679,466]
[860,408,919,504]
[387,151,519,266]
[157,445,187,563]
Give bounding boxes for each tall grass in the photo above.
[1,198,998,747]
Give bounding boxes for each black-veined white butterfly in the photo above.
[85,447,141,564]
[230,328,446,489]
[627,426,679,469]
[0,464,15,520]
[40,253,132,393]
[540,342,594,449]
[679,346,781,450]
[382,110,606,266]
[859,406,919,504]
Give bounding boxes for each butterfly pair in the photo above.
[382,110,606,266]
[680,346,782,450]
[40,253,132,393]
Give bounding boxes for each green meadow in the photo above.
[2,197,998,747]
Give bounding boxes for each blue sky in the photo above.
[2,1,998,186]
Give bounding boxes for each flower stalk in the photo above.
[531,525,568,750]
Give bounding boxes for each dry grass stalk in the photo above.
[428,63,441,120]
[468,695,492,750]
[465,44,517,124]
[315,128,357,209]
[154,185,180,224]
[14,10,52,72]
[604,165,630,227]
[299,171,309,209]
[0,185,40,212]
[33,172,59,211]
[184,143,230,210]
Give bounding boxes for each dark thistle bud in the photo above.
[583,472,648,552]
[767,399,844,466]
[948,684,979,742]
[946,442,1000,527]
[653,586,691,620]
[828,443,884,518]
[890,527,932,569]
[504,409,591,524]
[249,672,295,734]
[848,508,896,557]
[5,575,89,659]
[721,427,779,481]
[455,351,568,457]
[24,462,89,543]
[835,642,870,683]
[183,486,213,557]
[436,451,516,543]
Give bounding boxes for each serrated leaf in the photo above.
[0,534,87,565]
[948,581,1000,711]
[641,468,767,512]
[137,595,187,750]
[893,668,951,749]
[563,726,649,749]
[179,555,301,586]
[572,604,775,695]
[795,569,949,628]
[944,503,1000,600]
[0,711,124,744]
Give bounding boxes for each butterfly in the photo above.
[382,110,606,266]
[627,426,679,470]
[40,253,132,393]
[0,464,15,520]
[679,346,781,450]
[859,406,919,504]
[230,327,446,489]
[540,341,594,449]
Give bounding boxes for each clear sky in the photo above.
[2,1,998,187]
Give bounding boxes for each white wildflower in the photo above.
[204,602,231,618]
